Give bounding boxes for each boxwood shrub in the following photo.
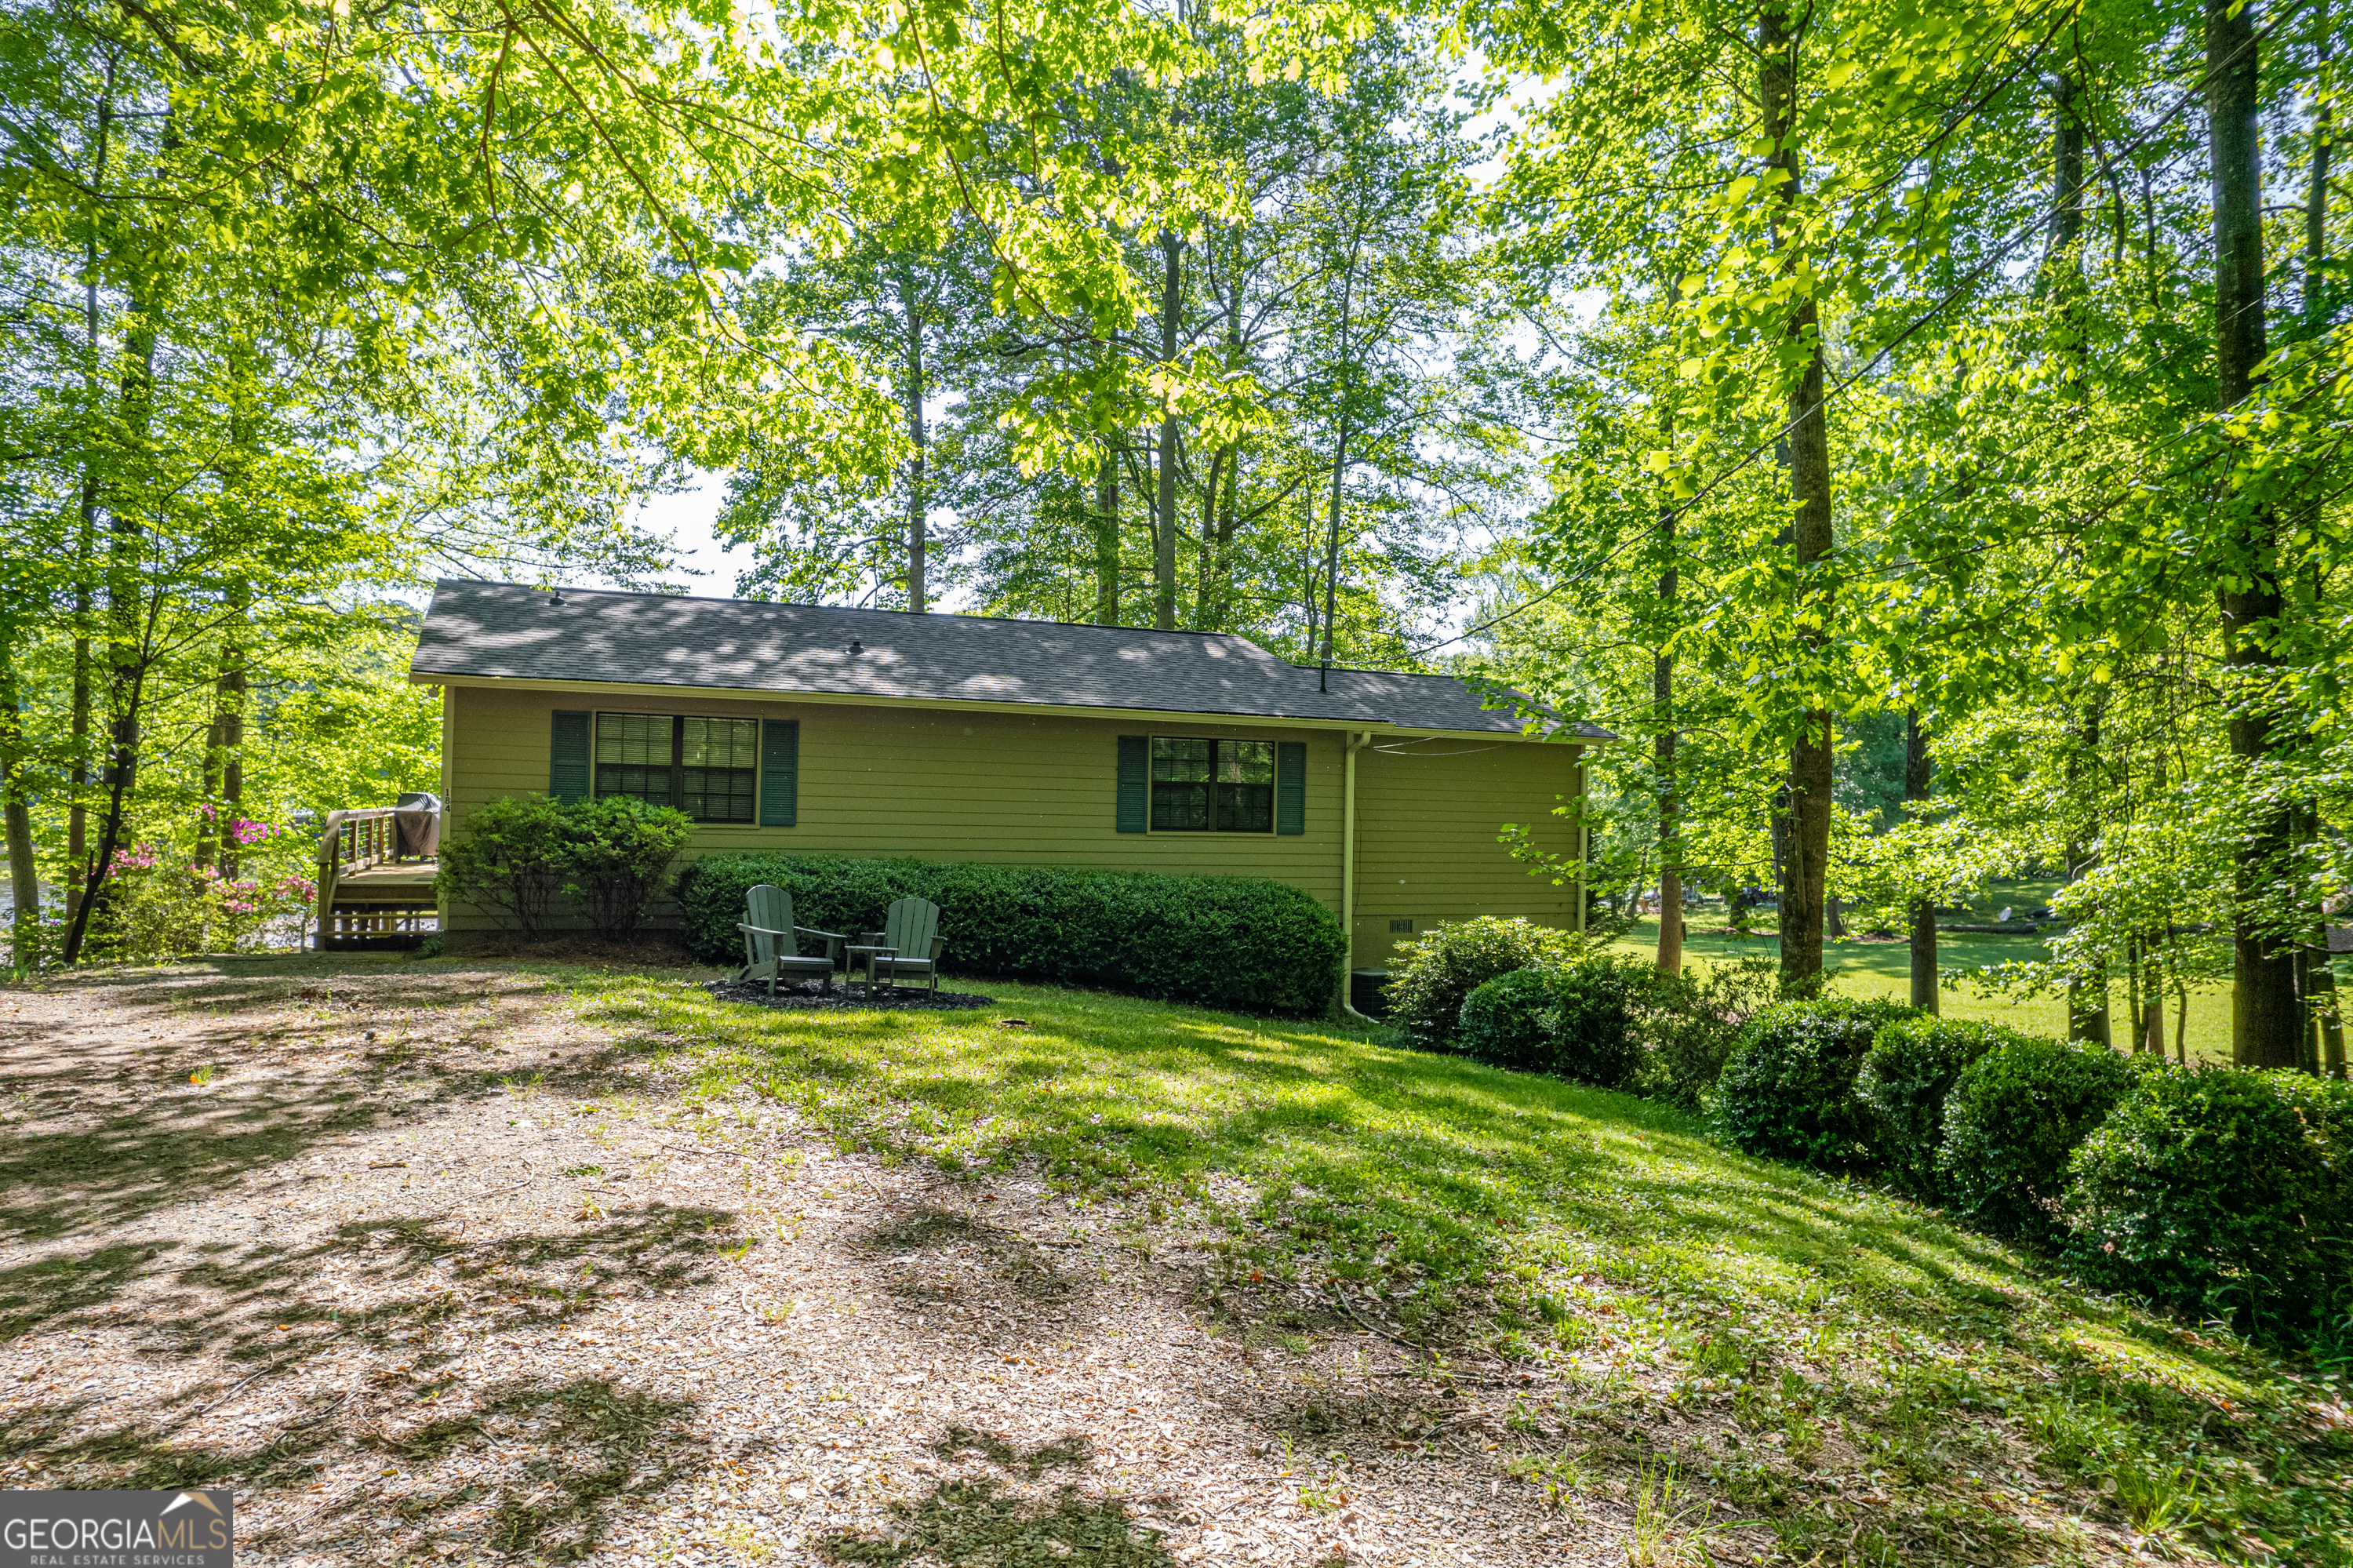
[675,853,1346,1014]
[1937,1039,2148,1239]
[2063,1068,2345,1333]
[1854,1017,2037,1201]
[1715,998,1920,1171]
[1381,917,1590,1047]
[1455,968,1558,1073]
[1454,959,1646,1088]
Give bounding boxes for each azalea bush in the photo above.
[96,820,318,958]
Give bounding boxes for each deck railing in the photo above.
[315,806,439,951]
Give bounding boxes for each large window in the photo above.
[1150,737,1274,832]
[595,714,758,823]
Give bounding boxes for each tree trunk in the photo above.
[1213,446,1242,629]
[1655,489,1682,977]
[216,584,248,879]
[1904,708,1938,1011]
[1196,444,1225,628]
[65,85,111,928]
[2308,22,2344,1079]
[1761,2,1834,991]
[2208,0,2304,1067]
[2043,69,2085,289]
[1155,231,1181,631]
[2307,0,2334,329]
[0,635,38,970]
[1319,256,1358,690]
[2067,697,2112,1044]
[900,273,927,613]
[1093,443,1120,625]
[60,250,159,965]
[67,609,89,925]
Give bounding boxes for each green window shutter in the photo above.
[759,719,799,827]
[1275,741,1307,835]
[549,710,591,802]
[1116,735,1148,833]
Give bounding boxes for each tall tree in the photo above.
[2206,0,2304,1067]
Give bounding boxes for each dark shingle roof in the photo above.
[410,580,1611,739]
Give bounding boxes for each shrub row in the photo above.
[1720,1002,2353,1340]
[1384,920,2351,1343]
[675,853,1346,1015]
[1382,917,1778,1104]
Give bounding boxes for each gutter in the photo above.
[412,671,1568,744]
[1341,729,1379,1025]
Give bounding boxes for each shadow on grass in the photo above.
[620,975,2316,1403]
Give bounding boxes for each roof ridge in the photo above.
[432,577,1283,654]
[416,578,1613,738]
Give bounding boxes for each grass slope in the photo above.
[570,970,2349,1566]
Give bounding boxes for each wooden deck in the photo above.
[335,863,439,896]
[317,806,441,951]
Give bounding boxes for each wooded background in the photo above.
[0,0,2344,1072]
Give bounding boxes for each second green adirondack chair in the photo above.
[738,884,846,999]
[859,897,946,996]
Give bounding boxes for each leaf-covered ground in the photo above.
[2,955,2344,1566]
[591,968,2352,1566]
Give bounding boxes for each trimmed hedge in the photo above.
[1456,968,1558,1073]
[1715,998,1921,1171]
[2064,1068,2346,1333]
[1854,1017,2035,1202]
[1454,959,1646,1088]
[674,853,1347,1014]
[1382,917,1590,1047]
[1937,1039,2148,1239]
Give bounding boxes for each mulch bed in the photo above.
[706,977,997,1011]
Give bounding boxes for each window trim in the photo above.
[1144,733,1278,835]
[591,710,762,826]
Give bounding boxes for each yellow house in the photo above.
[408,579,1606,973]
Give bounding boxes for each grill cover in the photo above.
[394,791,442,859]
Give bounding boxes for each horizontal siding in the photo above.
[443,685,1347,933]
[1351,740,1581,970]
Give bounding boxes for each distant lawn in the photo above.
[1605,876,2243,1061]
[571,970,2350,1566]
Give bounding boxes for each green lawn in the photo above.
[1607,874,2242,1061]
[565,968,2350,1566]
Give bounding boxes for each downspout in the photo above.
[437,683,455,942]
[1573,748,1588,936]
[1342,730,1375,1022]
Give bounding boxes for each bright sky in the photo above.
[634,474,751,597]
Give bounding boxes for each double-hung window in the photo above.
[595,714,759,823]
[1150,737,1275,832]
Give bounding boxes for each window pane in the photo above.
[1214,740,1275,831]
[1150,737,1212,831]
[595,715,675,804]
[596,763,674,807]
[684,766,756,824]
[596,712,670,769]
[682,716,757,769]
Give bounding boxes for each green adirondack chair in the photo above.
[738,885,846,998]
[859,897,946,996]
